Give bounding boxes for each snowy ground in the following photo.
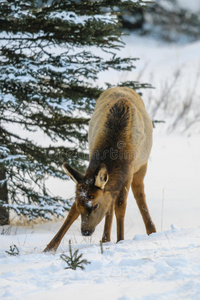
[1,224,200,300]
[1,15,200,300]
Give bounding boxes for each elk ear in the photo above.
[62,162,83,184]
[94,164,109,190]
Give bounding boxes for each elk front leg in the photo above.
[102,202,114,243]
[131,164,156,235]
[43,202,80,253]
[115,184,130,242]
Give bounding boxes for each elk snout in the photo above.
[81,228,95,236]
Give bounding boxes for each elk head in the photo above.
[63,162,111,236]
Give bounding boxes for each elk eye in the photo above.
[88,195,94,199]
[93,203,99,210]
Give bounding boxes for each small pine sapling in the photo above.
[5,245,19,256]
[60,240,90,270]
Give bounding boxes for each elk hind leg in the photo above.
[131,164,156,235]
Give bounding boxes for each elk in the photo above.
[44,87,156,252]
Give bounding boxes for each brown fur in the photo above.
[44,87,156,252]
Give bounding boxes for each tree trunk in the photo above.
[0,166,9,225]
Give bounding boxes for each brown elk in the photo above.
[44,87,156,252]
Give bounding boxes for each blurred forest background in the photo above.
[1,0,200,225]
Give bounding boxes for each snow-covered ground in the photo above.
[1,223,200,300]
[1,14,200,300]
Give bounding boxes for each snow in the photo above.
[87,200,93,208]
[0,155,26,163]
[176,0,200,12]
[158,0,200,13]
[1,224,200,299]
[48,11,118,26]
[1,5,200,300]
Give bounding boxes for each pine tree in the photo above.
[0,0,151,224]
